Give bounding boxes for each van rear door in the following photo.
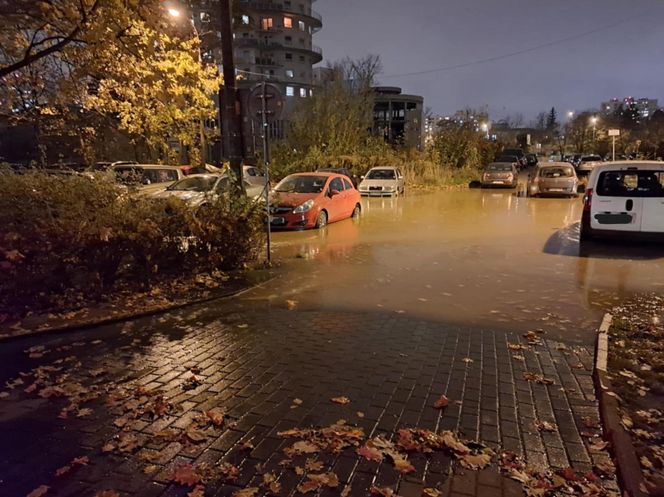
[640,169,664,233]
[591,170,643,232]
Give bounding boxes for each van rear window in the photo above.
[596,171,664,197]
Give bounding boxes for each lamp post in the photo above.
[167,7,208,167]
[591,116,598,151]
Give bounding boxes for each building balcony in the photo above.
[235,38,322,64]
[237,1,323,29]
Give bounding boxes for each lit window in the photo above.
[241,15,250,25]
[300,88,307,98]
[286,70,294,78]
[309,89,313,97]
[284,16,293,28]
[286,86,294,97]
[261,17,273,30]
[299,21,305,31]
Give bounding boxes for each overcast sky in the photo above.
[314,0,664,122]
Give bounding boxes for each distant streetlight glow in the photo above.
[167,7,181,17]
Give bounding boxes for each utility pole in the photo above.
[260,82,272,265]
[218,0,244,190]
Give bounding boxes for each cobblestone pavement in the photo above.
[0,300,618,497]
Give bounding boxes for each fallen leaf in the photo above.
[640,456,654,470]
[506,468,531,484]
[297,473,339,493]
[26,487,49,497]
[233,488,259,497]
[535,420,556,432]
[188,486,205,497]
[370,486,399,497]
[341,486,351,497]
[94,492,120,497]
[185,426,207,444]
[433,394,449,409]
[358,445,384,461]
[522,372,554,385]
[589,440,609,451]
[172,463,202,486]
[621,416,634,429]
[459,451,492,470]
[292,398,303,406]
[205,408,225,427]
[356,411,365,418]
[461,357,474,364]
[331,396,350,405]
[422,489,441,497]
[286,300,298,310]
[55,465,72,477]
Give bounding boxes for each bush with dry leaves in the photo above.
[0,170,265,317]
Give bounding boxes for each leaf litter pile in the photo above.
[1,329,618,497]
[608,296,664,494]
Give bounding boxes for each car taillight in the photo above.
[583,188,593,211]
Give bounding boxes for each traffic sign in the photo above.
[248,83,283,126]
[608,129,620,137]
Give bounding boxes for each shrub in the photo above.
[0,169,265,316]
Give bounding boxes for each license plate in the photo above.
[492,181,505,184]
[270,216,284,224]
[549,188,564,192]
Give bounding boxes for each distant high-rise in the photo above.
[601,97,659,120]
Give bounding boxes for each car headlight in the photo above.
[293,199,314,214]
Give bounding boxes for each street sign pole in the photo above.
[608,129,620,162]
[261,81,272,266]
[248,82,283,267]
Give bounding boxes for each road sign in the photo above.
[608,129,620,137]
[248,83,283,126]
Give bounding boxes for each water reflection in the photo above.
[259,190,664,343]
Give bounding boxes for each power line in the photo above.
[381,13,649,79]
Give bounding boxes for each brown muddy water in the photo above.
[243,189,664,343]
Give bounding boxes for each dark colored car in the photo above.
[501,148,526,168]
[525,154,539,167]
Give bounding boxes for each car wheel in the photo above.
[351,204,361,219]
[315,210,328,229]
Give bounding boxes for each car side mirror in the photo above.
[329,189,340,197]
[360,175,365,180]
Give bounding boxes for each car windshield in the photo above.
[274,175,327,193]
[168,176,218,192]
[503,150,522,157]
[486,164,512,171]
[582,156,601,162]
[367,169,396,180]
[115,167,179,185]
[597,170,664,197]
[495,156,517,163]
[540,167,573,178]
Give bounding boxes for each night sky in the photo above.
[315,0,664,121]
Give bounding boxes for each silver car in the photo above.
[481,162,518,188]
[358,167,405,196]
[576,155,603,176]
[527,163,579,198]
[150,174,264,207]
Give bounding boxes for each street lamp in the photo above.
[591,116,598,150]
[567,111,574,121]
[167,7,181,17]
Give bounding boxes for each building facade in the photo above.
[187,0,323,159]
[601,97,659,120]
[373,87,424,150]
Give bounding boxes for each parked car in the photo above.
[481,162,518,188]
[501,148,527,168]
[357,167,405,196]
[149,173,264,206]
[527,162,579,197]
[270,172,361,230]
[576,155,603,175]
[243,165,269,188]
[581,161,664,241]
[316,167,358,187]
[525,154,539,168]
[112,164,183,195]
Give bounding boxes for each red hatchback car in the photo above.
[270,173,362,230]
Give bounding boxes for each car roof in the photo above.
[288,172,336,177]
[592,161,664,171]
[112,164,181,170]
[179,173,225,179]
[538,162,573,167]
[367,166,398,170]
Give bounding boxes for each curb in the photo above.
[0,275,275,343]
[593,313,649,497]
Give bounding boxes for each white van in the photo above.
[581,161,664,241]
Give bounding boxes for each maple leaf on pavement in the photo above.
[171,463,202,486]
[188,485,206,497]
[232,488,259,497]
[94,492,120,497]
[205,408,225,427]
[330,396,350,405]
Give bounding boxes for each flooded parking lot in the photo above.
[249,189,664,343]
